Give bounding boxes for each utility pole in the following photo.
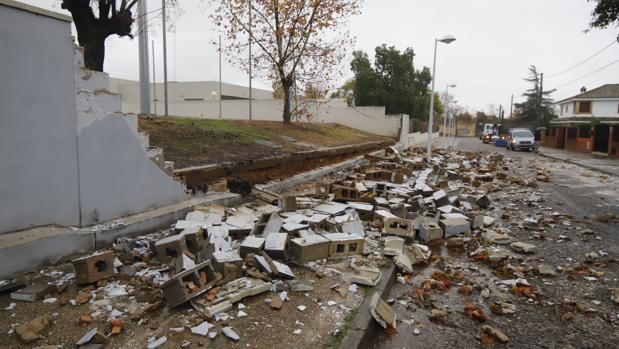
[510,94,513,118]
[248,0,253,120]
[162,0,169,116]
[151,40,157,116]
[138,0,151,115]
[219,35,222,119]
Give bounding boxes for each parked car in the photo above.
[506,128,537,151]
[481,133,493,143]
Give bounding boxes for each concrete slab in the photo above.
[0,193,241,279]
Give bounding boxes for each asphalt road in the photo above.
[370,137,619,349]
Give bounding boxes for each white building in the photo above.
[110,79,274,116]
[543,84,619,157]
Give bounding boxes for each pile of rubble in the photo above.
[3,146,616,348]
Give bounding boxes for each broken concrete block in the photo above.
[475,194,491,208]
[394,252,413,274]
[510,241,537,254]
[537,264,556,276]
[15,314,51,343]
[154,234,186,264]
[289,280,314,292]
[406,244,431,264]
[72,251,116,285]
[289,234,330,263]
[181,226,205,254]
[279,196,297,212]
[383,217,415,239]
[480,325,509,343]
[10,284,55,302]
[239,236,265,258]
[440,218,471,238]
[370,293,397,330]
[350,263,382,286]
[315,182,331,198]
[222,327,240,341]
[383,236,405,256]
[264,232,288,260]
[75,327,107,347]
[432,190,450,207]
[161,260,216,307]
[334,186,360,202]
[323,233,364,258]
[263,213,284,236]
[418,222,443,242]
[272,260,295,279]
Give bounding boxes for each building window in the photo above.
[579,126,591,138]
[576,101,591,114]
[336,244,345,253]
[349,243,358,252]
[567,127,577,139]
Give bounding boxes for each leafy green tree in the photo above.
[349,45,438,122]
[331,79,355,106]
[513,65,557,127]
[587,0,619,29]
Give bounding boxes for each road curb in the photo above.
[339,262,397,349]
[537,152,617,178]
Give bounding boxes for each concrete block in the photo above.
[161,260,216,307]
[418,222,443,242]
[239,236,265,258]
[154,234,186,264]
[264,232,288,260]
[383,236,405,256]
[432,190,450,207]
[440,218,471,238]
[289,235,330,263]
[315,182,331,198]
[10,283,55,302]
[72,250,116,285]
[279,196,297,212]
[323,233,364,258]
[334,186,360,202]
[181,226,204,254]
[383,217,415,239]
[475,194,491,208]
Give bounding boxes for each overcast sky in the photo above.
[24,0,619,113]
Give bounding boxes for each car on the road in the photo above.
[506,128,537,151]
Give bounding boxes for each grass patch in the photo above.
[331,306,360,349]
[139,116,392,167]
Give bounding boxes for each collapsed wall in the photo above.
[0,1,187,234]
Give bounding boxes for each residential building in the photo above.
[542,84,619,157]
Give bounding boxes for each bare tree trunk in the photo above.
[82,35,106,72]
[282,77,293,123]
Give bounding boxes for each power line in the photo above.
[552,58,619,90]
[545,39,617,79]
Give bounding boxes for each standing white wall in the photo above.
[0,1,187,234]
[0,2,81,232]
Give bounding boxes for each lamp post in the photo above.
[443,84,456,138]
[427,35,456,162]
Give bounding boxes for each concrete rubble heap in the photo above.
[1,146,616,348]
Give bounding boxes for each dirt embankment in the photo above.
[139,117,393,169]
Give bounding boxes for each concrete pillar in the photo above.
[591,126,596,153]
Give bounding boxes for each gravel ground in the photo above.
[370,138,619,349]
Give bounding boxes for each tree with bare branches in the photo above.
[61,0,178,72]
[209,0,361,122]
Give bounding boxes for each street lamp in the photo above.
[443,84,456,138]
[427,35,456,162]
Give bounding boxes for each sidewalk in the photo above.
[538,146,619,177]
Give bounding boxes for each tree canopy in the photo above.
[347,45,442,122]
[210,0,361,122]
[513,65,557,128]
[588,0,619,29]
